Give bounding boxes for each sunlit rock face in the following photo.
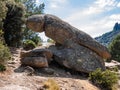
[26,14,111,73]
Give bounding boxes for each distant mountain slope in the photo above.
[95,22,120,46]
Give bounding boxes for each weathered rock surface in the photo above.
[27,14,111,59]
[21,57,48,68]
[26,14,111,73]
[20,49,53,68]
[49,42,105,73]
[24,66,35,75]
[21,49,53,63]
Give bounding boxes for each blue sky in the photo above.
[36,0,120,41]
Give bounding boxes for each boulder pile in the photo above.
[21,14,111,73]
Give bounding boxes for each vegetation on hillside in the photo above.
[0,0,7,29]
[89,68,118,90]
[95,22,120,47]
[21,0,44,47]
[23,40,36,50]
[0,0,11,71]
[0,38,11,71]
[0,0,45,70]
[109,34,120,62]
[3,0,25,47]
[0,0,44,48]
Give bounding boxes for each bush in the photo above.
[43,79,60,90]
[3,0,25,47]
[23,40,36,50]
[89,68,118,90]
[0,0,7,29]
[0,42,11,65]
[109,34,120,62]
[0,64,6,71]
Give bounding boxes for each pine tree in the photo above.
[109,34,120,62]
[0,0,7,29]
[22,0,44,45]
[3,0,25,47]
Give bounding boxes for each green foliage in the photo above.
[0,42,11,65]
[0,29,11,71]
[112,66,119,72]
[23,40,36,50]
[109,34,120,62]
[22,0,44,46]
[30,34,42,45]
[0,0,7,29]
[0,30,4,42]
[47,38,55,43]
[23,30,43,45]
[89,68,118,90]
[0,0,44,48]
[3,0,25,47]
[23,0,44,16]
[0,64,6,71]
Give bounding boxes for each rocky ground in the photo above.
[0,47,101,90]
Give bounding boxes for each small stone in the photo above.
[66,72,71,76]
[55,73,59,77]
[41,68,54,75]
[24,66,35,76]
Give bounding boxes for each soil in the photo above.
[0,47,110,90]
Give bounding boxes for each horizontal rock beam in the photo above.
[26,14,111,59]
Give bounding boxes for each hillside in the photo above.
[0,47,100,90]
[95,22,120,46]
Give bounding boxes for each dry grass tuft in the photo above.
[43,79,60,90]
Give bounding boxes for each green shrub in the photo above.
[23,40,36,50]
[109,34,120,62]
[89,68,118,90]
[3,0,25,47]
[112,66,119,72]
[0,42,11,65]
[0,64,6,71]
[0,0,7,29]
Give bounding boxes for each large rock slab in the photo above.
[48,41,105,73]
[21,49,53,63]
[26,14,111,59]
[21,57,48,68]
[20,48,53,68]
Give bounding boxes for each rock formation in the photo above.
[25,14,111,73]
[27,14,110,59]
[48,43,105,73]
[20,49,53,68]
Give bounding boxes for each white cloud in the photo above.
[65,13,120,37]
[65,0,118,21]
[37,0,120,39]
[64,0,120,37]
[95,0,117,7]
[109,14,120,20]
[117,2,120,7]
[48,0,68,9]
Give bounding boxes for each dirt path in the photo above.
[0,48,100,90]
